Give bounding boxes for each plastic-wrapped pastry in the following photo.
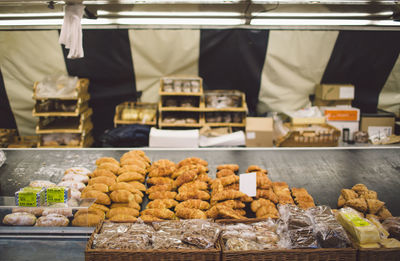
[377,207,393,220]
[110,190,135,203]
[12,207,44,217]
[94,233,151,249]
[97,163,120,174]
[72,213,103,227]
[83,183,109,193]
[81,190,111,205]
[88,176,116,187]
[181,220,221,249]
[96,157,119,166]
[152,231,194,249]
[29,180,56,188]
[109,182,143,196]
[148,191,177,200]
[380,238,400,248]
[90,169,117,179]
[117,172,145,183]
[175,208,207,219]
[65,167,91,176]
[176,190,210,201]
[107,207,139,219]
[3,212,37,226]
[36,214,69,227]
[382,217,400,240]
[55,180,84,192]
[226,237,262,251]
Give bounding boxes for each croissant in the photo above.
[251,198,272,212]
[175,207,207,219]
[110,201,141,210]
[148,166,176,178]
[256,189,279,204]
[256,173,272,189]
[98,163,120,174]
[211,179,224,195]
[214,200,245,209]
[246,165,268,174]
[148,191,177,200]
[117,165,146,176]
[81,190,111,205]
[141,208,176,220]
[72,213,103,227]
[178,181,208,193]
[139,215,162,222]
[82,183,109,193]
[216,169,235,178]
[224,183,239,191]
[75,208,105,218]
[211,190,246,202]
[206,206,219,219]
[240,195,254,203]
[216,164,239,172]
[218,175,239,187]
[90,203,110,214]
[177,157,208,168]
[117,172,145,183]
[147,177,175,187]
[146,199,179,209]
[175,199,210,211]
[217,206,245,219]
[120,152,150,165]
[176,190,210,201]
[121,150,147,159]
[149,159,175,170]
[110,190,134,203]
[197,174,212,184]
[109,182,144,197]
[88,176,116,187]
[106,207,139,219]
[255,204,279,219]
[146,184,174,195]
[127,181,147,192]
[171,164,208,179]
[90,169,117,179]
[96,157,120,166]
[291,188,315,209]
[174,170,197,188]
[109,214,137,223]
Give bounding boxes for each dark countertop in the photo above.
[0,148,399,261]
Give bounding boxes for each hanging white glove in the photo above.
[59,4,85,59]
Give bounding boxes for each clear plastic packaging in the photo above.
[36,74,79,99]
[181,220,221,249]
[382,217,400,241]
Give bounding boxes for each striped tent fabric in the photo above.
[0,29,399,140]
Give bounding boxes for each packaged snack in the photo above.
[337,207,380,244]
[15,187,46,207]
[46,186,71,205]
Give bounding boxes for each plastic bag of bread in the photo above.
[382,217,400,241]
[337,207,380,244]
[29,180,56,188]
[181,220,221,249]
[58,180,86,192]
[93,233,151,249]
[3,212,37,226]
[35,214,69,227]
[70,188,81,200]
[62,173,89,184]
[64,167,91,176]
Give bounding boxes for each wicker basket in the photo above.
[219,219,356,261]
[357,247,400,261]
[85,220,221,261]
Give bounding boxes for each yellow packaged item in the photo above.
[380,238,400,248]
[357,242,381,249]
[367,216,389,239]
[337,207,380,244]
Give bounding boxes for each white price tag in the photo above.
[339,87,354,99]
[246,132,256,139]
[368,126,392,137]
[239,172,257,197]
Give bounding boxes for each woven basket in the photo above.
[219,219,356,261]
[85,220,221,261]
[357,248,400,261]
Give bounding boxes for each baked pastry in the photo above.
[90,169,117,179]
[255,189,278,204]
[217,175,239,187]
[148,191,177,200]
[57,180,86,192]
[3,212,36,226]
[338,195,346,208]
[75,208,105,218]
[107,207,139,219]
[146,184,174,195]
[352,184,368,194]
[120,158,147,169]
[217,206,245,219]
[88,176,116,187]
[211,190,246,202]
[377,207,393,220]
[81,190,111,205]
[175,208,207,219]
[147,177,175,187]
[110,190,134,203]
[12,207,44,217]
[216,169,235,178]
[197,174,212,184]
[344,198,368,212]
[35,214,69,227]
[175,200,210,211]
[97,163,120,174]
[366,199,385,215]
[171,164,208,179]
[141,209,176,220]
[256,173,272,189]
[82,183,109,193]
[214,200,245,209]
[256,204,279,219]
[62,173,89,184]
[117,172,145,183]
[139,215,162,222]
[176,190,210,201]
[72,213,103,227]
[174,170,197,188]
[117,165,146,176]
[178,181,208,193]
[64,167,91,176]
[146,199,179,209]
[109,182,144,196]
[109,214,137,223]
[90,203,110,214]
[127,181,146,192]
[177,157,208,168]
[291,188,315,210]
[216,164,239,172]
[246,165,267,174]
[341,189,358,201]
[359,190,378,200]
[96,157,120,166]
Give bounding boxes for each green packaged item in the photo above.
[46,186,71,205]
[15,187,45,207]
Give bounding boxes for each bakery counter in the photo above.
[0,147,399,215]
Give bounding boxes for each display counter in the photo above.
[0,147,399,260]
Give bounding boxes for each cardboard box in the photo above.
[315,84,355,100]
[149,128,199,148]
[314,98,352,107]
[321,107,360,121]
[361,110,396,137]
[327,120,359,140]
[245,117,273,147]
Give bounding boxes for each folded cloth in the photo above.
[59,4,85,59]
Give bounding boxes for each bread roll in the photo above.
[110,190,134,203]
[88,176,116,187]
[81,190,111,205]
[72,213,103,227]
[36,214,69,227]
[3,212,36,226]
[57,180,86,192]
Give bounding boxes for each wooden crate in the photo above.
[85,220,221,261]
[0,129,17,147]
[203,90,247,111]
[33,78,89,100]
[7,136,38,148]
[358,248,400,261]
[36,108,93,134]
[32,93,90,117]
[114,102,157,127]
[276,123,341,147]
[203,111,246,128]
[158,111,204,129]
[159,76,203,96]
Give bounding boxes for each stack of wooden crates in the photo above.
[32,78,93,148]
